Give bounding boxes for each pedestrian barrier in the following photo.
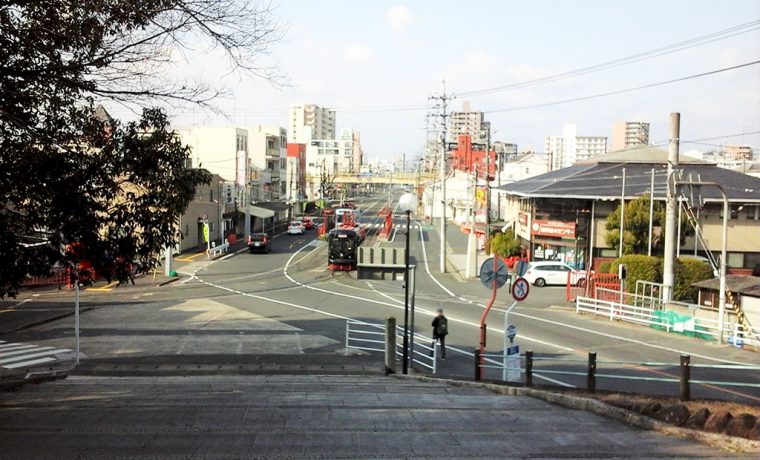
[575,296,729,340]
[395,326,437,374]
[344,320,437,373]
[474,350,760,401]
[207,239,229,259]
[345,320,386,353]
[21,267,68,288]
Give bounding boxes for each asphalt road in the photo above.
[2,192,760,404]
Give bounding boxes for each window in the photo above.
[210,222,215,232]
[209,189,214,202]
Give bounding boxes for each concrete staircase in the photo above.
[0,374,738,458]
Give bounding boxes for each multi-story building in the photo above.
[286,143,306,201]
[450,135,496,177]
[246,125,287,201]
[545,124,607,170]
[336,128,357,173]
[611,121,650,151]
[449,101,490,144]
[305,139,340,199]
[288,104,336,143]
[724,145,754,161]
[177,126,249,198]
[352,131,364,173]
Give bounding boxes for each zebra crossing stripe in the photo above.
[0,348,71,365]
[3,357,57,369]
[0,346,56,360]
[0,344,38,354]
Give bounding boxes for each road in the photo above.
[2,192,760,404]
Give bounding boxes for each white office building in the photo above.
[288,104,336,143]
[545,124,607,170]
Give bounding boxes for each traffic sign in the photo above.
[506,325,517,344]
[200,212,209,220]
[479,257,508,290]
[511,277,530,301]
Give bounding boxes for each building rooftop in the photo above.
[496,146,760,203]
[692,275,760,293]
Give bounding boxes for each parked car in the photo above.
[247,233,271,253]
[522,261,585,287]
[287,221,305,235]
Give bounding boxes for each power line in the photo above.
[483,59,760,114]
[456,20,760,98]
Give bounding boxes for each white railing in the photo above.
[207,239,229,258]
[345,320,386,353]
[633,280,664,309]
[733,323,760,348]
[576,296,731,340]
[395,327,437,374]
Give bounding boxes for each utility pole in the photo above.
[619,168,626,258]
[465,165,478,278]
[662,112,680,302]
[484,129,492,245]
[429,81,452,273]
[648,168,655,256]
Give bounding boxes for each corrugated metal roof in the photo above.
[497,159,760,202]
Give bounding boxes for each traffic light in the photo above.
[618,264,627,281]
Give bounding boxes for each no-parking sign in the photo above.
[511,277,530,301]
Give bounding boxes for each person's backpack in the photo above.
[436,317,448,336]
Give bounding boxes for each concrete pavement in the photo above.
[0,374,747,459]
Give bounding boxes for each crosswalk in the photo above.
[0,340,74,372]
[360,223,421,230]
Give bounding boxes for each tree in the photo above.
[605,194,692,255]
[0,1,283,296]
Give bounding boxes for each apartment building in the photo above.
[449,101,490,144]
[545,124,606,170]
[246,125,287,201]
[288,104,336,143]
[611,121,650,151]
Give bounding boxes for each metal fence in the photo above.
[345,320,385,353]
[395,327,437,374]
[474,351,760,401]
[344,320,437,374]
[576,296,729,340]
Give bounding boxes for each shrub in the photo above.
[674,257,714,303]
[490,229,521,257]
[609,254,663,292]
[599,261,612,274]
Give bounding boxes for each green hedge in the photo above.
[609,255,663,292]
[674,257,714,303]
[599,261,612,274]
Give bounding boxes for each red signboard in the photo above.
[531,220,576,238]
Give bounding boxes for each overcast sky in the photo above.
[107,0,760,161]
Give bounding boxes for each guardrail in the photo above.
[474,350,760,401]
[576,296,730,340]
[345,320,386,353]
[344,320,437,373]
[732,323,760,348]
[207,239,230,259]
[395,327,437,374]
[21,267,68,288]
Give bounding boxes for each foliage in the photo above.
[0,1,284,296]
[605,194,693,256]
[598,261,612,274]
[609,255,663,292]
[674,257,714,303]
[489,228,522,258]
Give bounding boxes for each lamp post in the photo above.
[398,192,417,374]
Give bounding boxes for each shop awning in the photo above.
[250,206,275,218]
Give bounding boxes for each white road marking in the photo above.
[3,357,57,369]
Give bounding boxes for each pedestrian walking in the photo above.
[431,309,448,360]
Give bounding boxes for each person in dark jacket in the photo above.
[431,309,448,360]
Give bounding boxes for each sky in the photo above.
[106,0,760,161]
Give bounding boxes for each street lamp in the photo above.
[398,192,416,374]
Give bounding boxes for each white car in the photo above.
[522,261,585,287]
[287,221,305,235]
